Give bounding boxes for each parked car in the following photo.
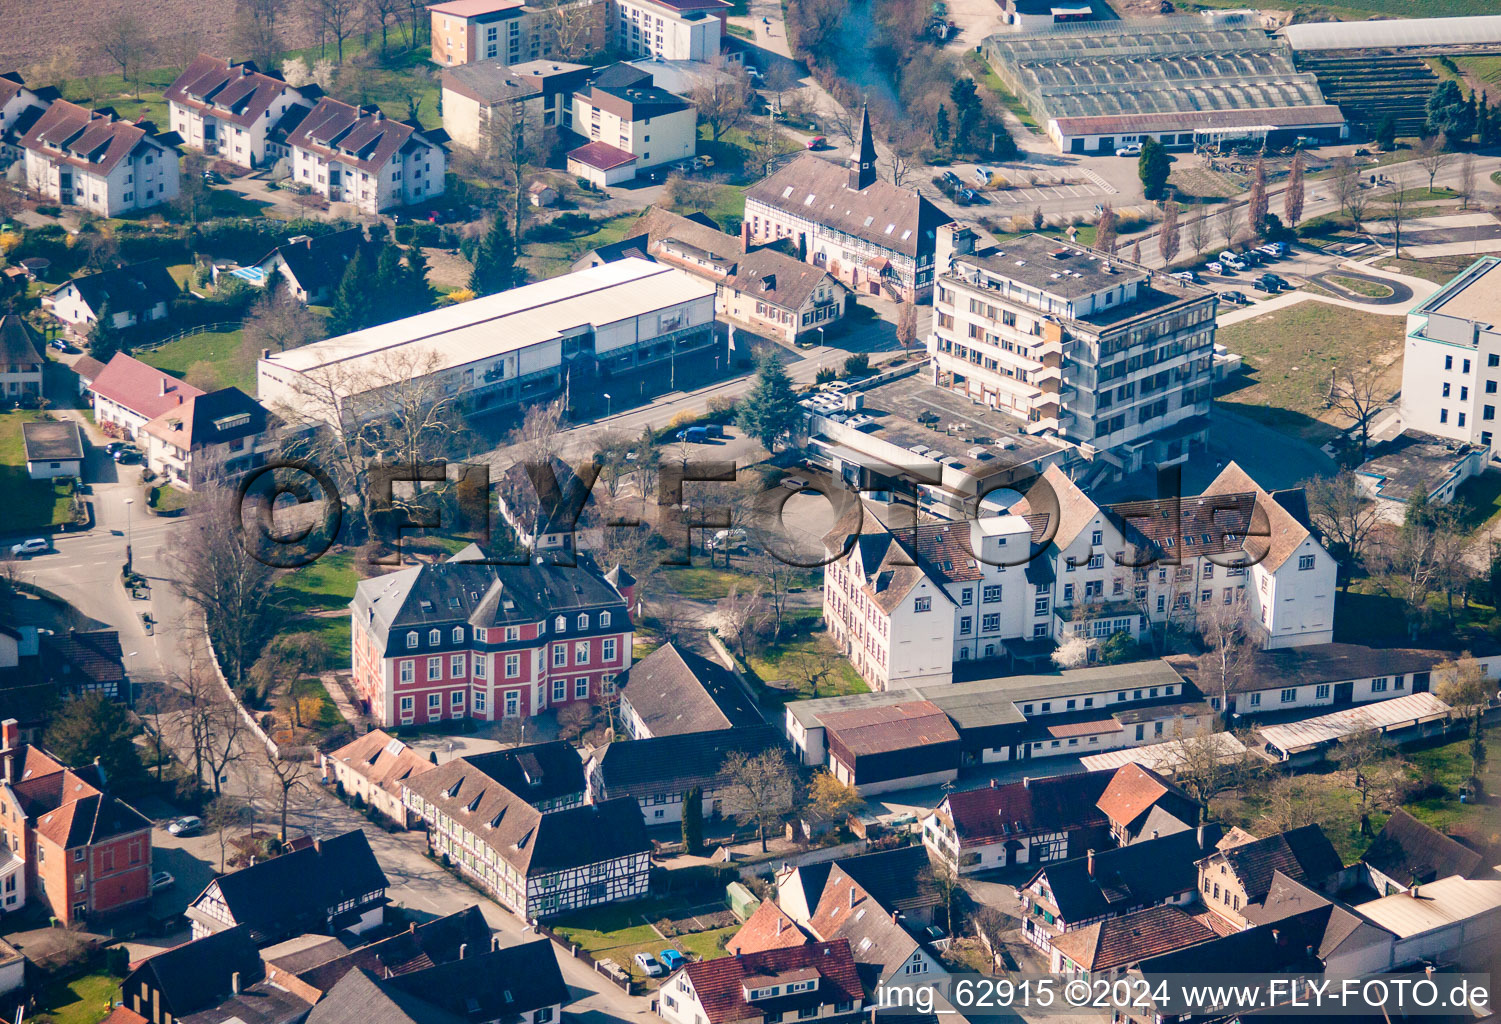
[1253,274,1282,293]
[9,538,49,558]
[113,447,140,464]
[660,950,688,972]
[1219,252,1249,271]
[1257,242,1286,258]
[806,136,827,150]
[782,476,809,491]
[634,953,665,978]
[167,816,202,837]
[104,441,127,456]
[699,155,715,168]
[1205,261,1227,275]
[1263,273,1290,290]
[202,170,228,185]
[675,426,709,443]
[972,166,993,185]
[746,66,763,81]
[942,170,962,187]
[151,871,175,892]
[1115,143,1142,157]
[1171,270,1198,283]
[956,188,980,205]
[707,528,748,552]
[704,422,726,438]
[1220,290,1249,305]
[49,338,73,353]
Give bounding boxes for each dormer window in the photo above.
[452,626,464,643]
[577,613,588,630]
[555,615,566,632]
[600,611,611,628]
[406,632,418,649]
[429,628,442,645]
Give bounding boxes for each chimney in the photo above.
[1305,945,1315,958]
[741,221,750,254]
[1271,929,1280,944]
[1,719,17,784]
[1087,849,1095,878]
[231,972,241,996]
[409,921,417,933]
[891,910,898,923]
[459,943,468,960]
[1196,824,1206,849]
[262,348,271,359]
[776,918,784,936]
[989,778,997,788]
[160,378,168,396]
[1023,776,1031,789]
[1151,830,1159,840]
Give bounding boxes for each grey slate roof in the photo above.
[125,925,263,1019]
[1207,824,1344,903]
[619,643,764,736]
[387,940,569,1019]
[256,227,370,298]
[58,259,180,318]
[1361,808,1483,886]
[590,724,784,797]
[305,969,468,1024]
[442,741,586,808]
[1028,826,1224,923]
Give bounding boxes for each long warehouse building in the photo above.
[257,258,719,426]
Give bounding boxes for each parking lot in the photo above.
[985,180,1115,205]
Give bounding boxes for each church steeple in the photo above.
[849,104,877,191]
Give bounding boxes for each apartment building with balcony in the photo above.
[610,0,731,61]
[1399,256,1501,458]
[429,0,602,67]
[286,99,446,214]
[929,229,1217,480]
[567,64,695,186]
[0,72,55,168]
[165,56,312,170]
[20,101,179,217]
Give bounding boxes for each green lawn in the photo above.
[1374,254,1477,285]
[0,410,78,531]
[147,483,196,513]
[1213,763,1371,864]
[138,329,253,393]
[549,897,737,983]
[207,188,274,218]
[33,970,119,1024]
[521,213,641,282]
[1405,732,1500,841]
[272,553,362,664]
[1457,56,1501,84]
[1326,274,1394,299]
[1453,471,1501,534]
[968,52,1040,133]
[1214,304,1404,445]
[742,608,867,701]
[662,565,748,600]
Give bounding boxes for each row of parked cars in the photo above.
[1172,241,1293,297]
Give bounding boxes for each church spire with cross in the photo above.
[848,104,878,191]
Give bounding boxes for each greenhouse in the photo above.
[984,15,1347,153]
[1283,14,1501,53]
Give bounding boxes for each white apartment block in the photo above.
[930,229,1217,481]
[609,0,729,61]
[20,101,179,217]
[569,64,696,180]
[165,55,311,170]
[1399,256,1501,458]
[0,73,52,168]
[824,461,1336,690]
[286,99,446,215]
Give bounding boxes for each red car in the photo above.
[806,136,827,150]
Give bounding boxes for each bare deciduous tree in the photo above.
[1197,597,1256,725]
[234,0,285,68]
[1332,157,1359,216]
[692,62,752,143]
[1347,188,1372,234]
[721,748,797,851]
[1159,200,1180,265]
[1215,202,1241,249]
[1187,214,1211,257]
[478,94,547,243]
[99,13,153,95]
[1325,365,1382,461]
[1416,137,1453,195]
[201,700,247,798]
[365,0,403,50]
[1456,152,1478,210]
[711,584,771,661]
[1303,471,1382,587]
[311,0,363,62]
[1382,175,1411,257]
[542,0,602,60]
[262,747,311,842]
[242,290,326,358]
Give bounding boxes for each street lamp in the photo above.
[603,392,612,417]
[817,327,825,350]
[123,497,134,576]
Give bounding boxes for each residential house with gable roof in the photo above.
[1241,871,1395,975]
[349,546,631,727]
[605,208,850,344]
[922,769,1113,875]
[287,98,446,214]
[1360,808,1485,895]
[20,100,180,216]
[0,315,44,402]
[402,760,649,918]
[0,72,56,168]
[1020,824,1224,954]
[421,742,587,813]
[1095,762,1199,845]
[45,260,181,336]
[659,941,864,1024]
[728,899,810,955]
[121,925,277,1024]
[585,723,784,826]
[1195,824,1344,929]
[617,642,763,739]
[138,386,277,490]
[0,719,153,925]
[185,829,389,944]
[82,353,206,442]
[166,56,313,169]
[322,729,437,827]
[241,227,373,304]
[1050,904,1219,982]
[745,107,953,303]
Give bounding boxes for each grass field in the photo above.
[1375,254,1478,285]
[138,328,253,393]
[0,410,78,531]
[1456,56,1501,84]
[967,52,1040,133]
[741,608,867,701]
[33,969,119,1024]
[520,213,640,282]
[1214,303,1404,445]
[1452,471,1501,534]
[1194,0,1496,19]
[550,897,738,983]
[1326,274,1394,298]
[273,552,363,664]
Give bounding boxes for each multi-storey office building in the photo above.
[349,547,633,727]
[929,229,1217,480]
[1399,256,1501,458]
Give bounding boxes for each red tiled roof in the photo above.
[681,941,862,1024]
[1050,905,1217,972]
[726,900,809,955]
[328,729,436,800]
[568,141,638,171]
[1096,762,1176,828]
[165,55,299,130]
[940,769,1112,845]
[88,353,205,421]
[287,98,437,175]
[20,100,165,177]
[819,700,959,757]
[101,1008,150,1024]
[1046,718,1122,739]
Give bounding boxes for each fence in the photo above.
[133,320,245,354]
[202,617,315,763]
[528,919,637,994]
